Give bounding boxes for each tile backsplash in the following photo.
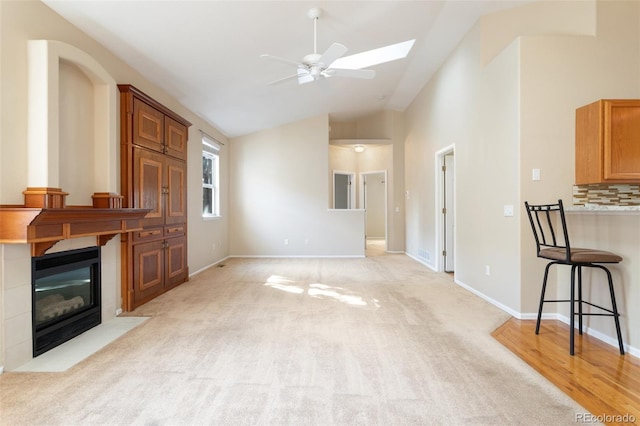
[573,184,640,206]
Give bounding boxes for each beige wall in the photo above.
[229,115,365,257]
[0,0,229,370]
[404,22,521,309]
[404,0,640,352]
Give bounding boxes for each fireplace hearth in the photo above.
[32,246,102,356]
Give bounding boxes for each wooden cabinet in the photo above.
[576,99,640,184]
[132,147,186,228]
[119,85,191,311]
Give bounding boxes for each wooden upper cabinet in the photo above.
[133,98,164,153]
[165,117,188,160]
[576,99,640,184]
[120,84,191,160]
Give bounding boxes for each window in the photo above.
[202,137,220,218]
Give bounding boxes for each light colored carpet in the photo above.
[0,254,588,425]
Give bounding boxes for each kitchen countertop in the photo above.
[566,204,640,214]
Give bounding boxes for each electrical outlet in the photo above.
[284,239,289,245]
[485,265,491,276]
[304,239,309,245]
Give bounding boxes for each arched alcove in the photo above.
[27,40,117,202]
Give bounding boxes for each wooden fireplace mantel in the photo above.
[0,188,150,256]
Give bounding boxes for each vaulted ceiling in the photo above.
[43,1,530,138]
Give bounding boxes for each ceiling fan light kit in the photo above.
[261,7,414,86]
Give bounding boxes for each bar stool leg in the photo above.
[601,265,625,355]
[578,266,583,335]
[536,262,555,334]
[570,264,577,356]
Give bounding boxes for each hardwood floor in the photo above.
[493,318,640,425]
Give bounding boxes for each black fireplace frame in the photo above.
[32,246,102,356]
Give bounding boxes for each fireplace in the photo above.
[32,246,102,356]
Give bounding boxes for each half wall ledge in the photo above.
[0,187,150,256]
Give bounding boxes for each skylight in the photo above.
[329,39,416,70]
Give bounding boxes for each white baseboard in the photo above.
[454,278,522,318]
[189,256,231,278]
[404,252,437,272]
[226,254,365,259]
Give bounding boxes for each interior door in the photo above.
[363,172,386,239]
[333,172,353,209]
[444,153,455,272]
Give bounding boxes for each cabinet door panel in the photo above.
[133,240,165,303]
[165,117,188,160]
[133,98,164,153]
[133,148,165,228]
[166,158,187,225]
[604,101,640,181]
[166,236,188,288]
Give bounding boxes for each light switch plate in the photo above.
[532,168,541,181]
[504,205,514,217]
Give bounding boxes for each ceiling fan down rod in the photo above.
[308,7,321,55]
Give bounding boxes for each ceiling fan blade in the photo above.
[325,68,376,79]
[319,42,348,67]
[260,54,302,68]
[267,73,303,86]
[329,39,415,70]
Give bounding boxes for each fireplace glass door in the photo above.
[35,266,93,327]
[32,246,101,356]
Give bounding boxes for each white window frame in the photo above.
[202,136,220,218]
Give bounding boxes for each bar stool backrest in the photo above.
[524,199,571,263]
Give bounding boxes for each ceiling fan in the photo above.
[261,7,415,86]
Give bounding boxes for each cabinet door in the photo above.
[166,157,187,225]
[165,117,188,160]
[133,98,164,153]
[133,240,165,304]
[165,236,188,289]
[604,100,640,181]
[133,147,165,228]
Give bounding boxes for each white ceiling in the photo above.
[43,0,530,138]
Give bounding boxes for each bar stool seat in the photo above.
[524,199,625,356]
[539,247,622,263]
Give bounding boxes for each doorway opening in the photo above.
[333,171,355,209]
[360,170,387,254]
[436,146,455,273]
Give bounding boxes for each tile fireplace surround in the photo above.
[2,237,120,370]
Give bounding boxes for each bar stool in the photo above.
[524,199,624,355]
